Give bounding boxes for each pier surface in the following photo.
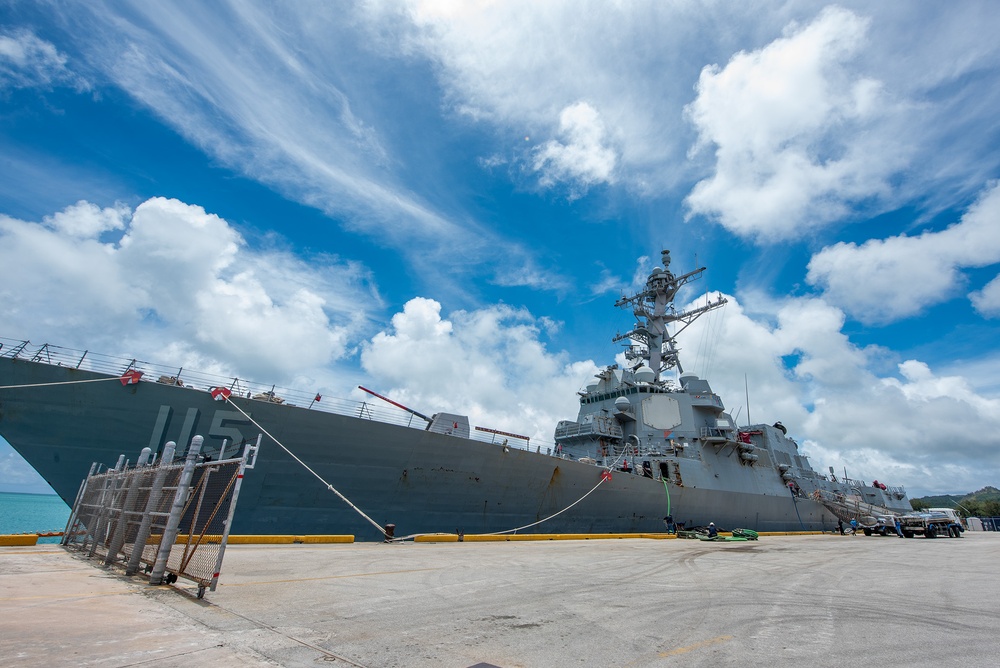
[2,533,998,667]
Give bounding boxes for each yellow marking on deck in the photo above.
[659,635,733,657]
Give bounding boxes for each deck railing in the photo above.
[0,337,557,454]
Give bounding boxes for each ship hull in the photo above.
[0,357,837,538]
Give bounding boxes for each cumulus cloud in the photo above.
[0,197,378,379]
[675,292,1000,495]
[684,6,905,239]
[0,28,87,91]
[807,181,1000,323]
[532,102,617,196]
[360,297,600,442]
[971,275,1000,317]
[379,0,727,195]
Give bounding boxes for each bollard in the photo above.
[149,436,202,585]
[384,523,395,542]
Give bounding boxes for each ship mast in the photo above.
[612,250,727,381]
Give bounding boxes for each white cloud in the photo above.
[0,197,378,380]
[356,283,1000,495]
[971,275,1000,317]
[25,2,1000,301]
[807,181,1000,323]
[48,2,570,302]
[360,297,600,442]
[532,102,617,196]
[674,292,1000,495]
[377,1,722,195]
[0,28,87,91]
[684,6,906,240]
[44,200,130,237]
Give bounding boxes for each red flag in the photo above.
[210,387,232,401]
[601,470,612,482]
[314,394,322,402]
[119,370,143,385]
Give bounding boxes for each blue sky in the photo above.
[2,1,1000,497]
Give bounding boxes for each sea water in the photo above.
[0,492,71,543]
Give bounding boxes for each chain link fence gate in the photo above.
[63,434,260,598]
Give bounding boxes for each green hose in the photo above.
[662,478,671,516]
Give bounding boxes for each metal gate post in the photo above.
[87,462,124,558]
[105,448,153,565]
[149,436,203,586]
[208,437,259,592]
[62,462,97,546]
[125,442,176,576]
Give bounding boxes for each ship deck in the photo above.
[0,337,549,452]
[2,533,998,667]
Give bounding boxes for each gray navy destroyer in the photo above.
[0,250,911,538]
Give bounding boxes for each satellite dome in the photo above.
[614,396,631,411]
[634,366,655,383]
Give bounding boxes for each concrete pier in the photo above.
[2,533,998,667]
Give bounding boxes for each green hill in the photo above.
[911,486,1000,516]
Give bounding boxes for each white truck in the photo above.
[900,509,964,538]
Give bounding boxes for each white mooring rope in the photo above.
[3,374,629,542]
[222,396,389,538]
[0,376,123,390]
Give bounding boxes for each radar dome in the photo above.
[634,366,655,383]
[614,396,631,411]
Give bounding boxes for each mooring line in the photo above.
[0,377,123,390]
[222,397,388,538]
[396,440,633,541]
[483,477,608,535]
[4,370,635,542]
[479,443,632,536]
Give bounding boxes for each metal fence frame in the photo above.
[63,435,258,598]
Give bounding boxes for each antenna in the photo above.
[744,374,751,427]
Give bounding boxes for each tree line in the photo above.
[910,486,1000,518]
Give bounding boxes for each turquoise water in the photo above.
[0,492,71,543]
